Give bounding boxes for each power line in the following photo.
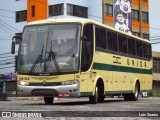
[0,61,15,66]
[0,19,20,32]
[151,42,160,44]
[0,14,15,19]
[0,56,15,58]
[0,8,15,13]
[0,26,15,34]
[0,58,16,62]
[0,27,13,36]
[0,23,16,33]
[0,51,17,56]
[0,66,15,70]
[150,38,160,41]
[0,39,12,41]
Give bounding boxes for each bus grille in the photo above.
[31,89,58,96]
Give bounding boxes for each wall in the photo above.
[0,0,27,74]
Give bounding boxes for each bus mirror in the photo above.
[11,35,22,54]
[14,35,22,44]
[11,41,15,54]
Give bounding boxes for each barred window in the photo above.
[153,59,160,73]
[142,12,149,23]
[16,10,27,22]
[106,4,113,16]
[132,10,139,21]
[49,4,63,17]
[67,4,88,18]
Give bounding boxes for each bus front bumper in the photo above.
[17,82,80,97]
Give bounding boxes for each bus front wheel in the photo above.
[44,97,54,105]
[89,86,98,104]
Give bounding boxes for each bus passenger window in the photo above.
[139,42,144,57]
[107,30,113,51]
[112,32,118,51]
[136,40,141,57]
[143,43,148,58]
[132,38,136,55]
[123,36,127,53]
[118,34,123,53]
[128,37,132,55]
[147,44,152,60]
[95,27,102,48]
[101,28,107,49]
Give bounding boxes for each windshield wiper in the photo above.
[29,46,44,74]
[47,41,61,73]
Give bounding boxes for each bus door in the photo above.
[80,23,94,96]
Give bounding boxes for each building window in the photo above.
[106,4,113,16]
[143,34,149,40]
[153,59,160,73]
[132,10,139,21]
[49,4,63,17]
[16,10,27,22]
[67,4,88,18]
[142,12,149,23]
[31,5,35,17]
[132,32,140,37]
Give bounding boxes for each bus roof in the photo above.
[27,18,150,43]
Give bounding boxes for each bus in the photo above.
[11,18,152,104]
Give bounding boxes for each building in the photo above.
[103,0,149,39]
[0,0,149,74]
[152,51,160,96]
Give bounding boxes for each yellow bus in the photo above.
[11,18,152,104]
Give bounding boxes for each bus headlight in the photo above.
[18,81,29,86]
[61,80,79,85]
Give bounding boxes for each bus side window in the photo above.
[108,30,113,51]
[123,36,127,53]
[136,40,141,57]
[101,28,107,49]
[147,44,152,60]
[139,41,144,58]
[95,26,102,48]
[143,43,148,59]
[132,38,136,56]
[128,37,132,55]
[118,34,123,53]
[112,32,118,52]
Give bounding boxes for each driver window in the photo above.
[81,23,93,72]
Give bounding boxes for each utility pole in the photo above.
[139,0,142,38]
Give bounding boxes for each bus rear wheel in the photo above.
[44,97,54,105]
[124,82,139,101]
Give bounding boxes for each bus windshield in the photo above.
[18,24,81,75]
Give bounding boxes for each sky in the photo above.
[0,0,160,74]
[149,0,160,52]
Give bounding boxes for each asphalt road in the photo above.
[0,97,159,120]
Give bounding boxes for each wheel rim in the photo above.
[135,84,139,97]
[96,87,98,101]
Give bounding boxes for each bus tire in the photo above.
[44,97,54,105]
[124,82,140,101]
[98,95,105,103]
[89,86,98,104]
